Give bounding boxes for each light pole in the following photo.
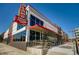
[74,29,79,55]
[69,27,79,55]
[69,30,77,55]
[69,30,75,55]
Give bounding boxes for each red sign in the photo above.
[19,4,26,19]
[14,15,27,26]
[14,4,27,26]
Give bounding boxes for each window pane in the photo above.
[36,32,40,40]
[30,20,35,26]
[41,33,42,40]
[30,15,35,20]
[17,24,23,30]
[30,30,35,41]
[40,21,43,26]
[13,30,26,41]
[36,18,39,25]
[30,15,35,26]
[30,15,44,26]
[21,30,26,41]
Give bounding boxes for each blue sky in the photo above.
[0,3,79,38]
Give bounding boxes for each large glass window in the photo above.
[40,21,43,26]
[30,30,41,41]
[30,15,44,26]
[41,33,43,40]
[17,24,24,30]
[13,30,26,41]
[36,18,39,25]
[30,18,35,26]
[36,32,40,40]
[21,30,26,41]
[30,15,36,26]
[30,15,35,20]
[30,30,35,41]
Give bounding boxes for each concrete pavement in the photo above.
[0,42,76,55]
[0,43,29,55]
[47,42,75,55]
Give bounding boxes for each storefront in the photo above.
[3,4,68,51]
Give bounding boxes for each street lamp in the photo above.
[74,28,79,55]
[69,29,78,55]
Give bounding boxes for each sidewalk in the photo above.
[47,42,74,55]
[0,42,75,55]
[0,43,29,55]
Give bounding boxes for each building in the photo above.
[3,4,68,50]
[74,27,79,38]
[74,27,79,46]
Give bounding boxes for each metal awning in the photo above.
[29,24,61,36]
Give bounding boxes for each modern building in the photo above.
[3,4,68,50]
[74,27,79,38]
[74,27,79,46]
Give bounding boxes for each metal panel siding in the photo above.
[44,21,58,33]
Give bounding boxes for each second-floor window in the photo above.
[30,15,44,26]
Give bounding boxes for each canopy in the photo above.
[29,24,62,36]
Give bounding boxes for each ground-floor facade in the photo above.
[3,28,63,51]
